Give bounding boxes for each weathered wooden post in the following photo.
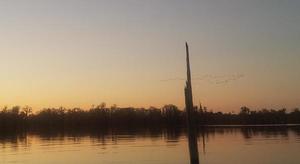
[184,42,200,164]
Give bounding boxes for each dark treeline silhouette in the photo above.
[195,106,300,125]
[0,103,300,130]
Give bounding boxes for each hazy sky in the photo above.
[0,0,299,112]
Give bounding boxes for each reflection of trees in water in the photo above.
[1,126,299,151]
[0,131,30,151]
[0,128,185,150]
[240,126,294,139]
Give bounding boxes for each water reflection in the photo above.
[0,126,300,164]
[1,127,300,147]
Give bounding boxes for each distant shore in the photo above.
[1,105,300,130]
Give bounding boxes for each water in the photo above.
[1,126,300,164]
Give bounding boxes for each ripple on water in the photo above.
[0,127,300,164]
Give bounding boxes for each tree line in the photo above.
[0,103,300,130]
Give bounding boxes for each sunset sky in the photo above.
[0,0,299,112]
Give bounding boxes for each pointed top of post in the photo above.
[186,42,191,84]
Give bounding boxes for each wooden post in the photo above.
[184,42,200,164]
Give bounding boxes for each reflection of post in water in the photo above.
[184,42,200,164]
[201,129,206,155]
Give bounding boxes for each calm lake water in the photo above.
[1,126,300,164]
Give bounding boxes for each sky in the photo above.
[0,0,299,112]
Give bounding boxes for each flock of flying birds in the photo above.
[161,74,245,85]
